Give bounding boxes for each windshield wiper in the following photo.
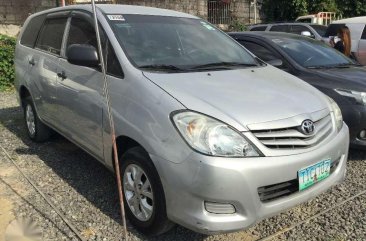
[307,65,331,69]
[307,63,358,69]
[189,62,258,70]
[139,64,184,71]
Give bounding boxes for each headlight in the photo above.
[335,89,366,105]
[327,97,343,132]
[171,111,260,157]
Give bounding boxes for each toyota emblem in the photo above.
[300,120,315,135]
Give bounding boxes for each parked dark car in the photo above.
[229,31,366,149]
[248,23,327,41]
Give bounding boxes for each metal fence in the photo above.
[207,0,232,25]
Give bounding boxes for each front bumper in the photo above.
[340,104,366,149]
[151,124,349,234]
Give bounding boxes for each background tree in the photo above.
[262,0,307,22]
[262,0,366,21]
[336,0,366,17]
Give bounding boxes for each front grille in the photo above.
[252,115,332,150]
[258,157,341,202]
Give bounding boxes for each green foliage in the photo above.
[229,20,248,32]
[337,0,366,17]
[262,0,366,21]
[0,34,16,91]
[262,0,307,22]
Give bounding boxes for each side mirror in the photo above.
[267,59,283,67]
[66,44,99,67]
[301,31,314,38]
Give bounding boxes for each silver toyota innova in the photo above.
[15,4,349,236]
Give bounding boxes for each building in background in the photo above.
[0,0,262,29]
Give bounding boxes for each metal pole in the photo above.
[90,1,129,240]
[253,0,257,24]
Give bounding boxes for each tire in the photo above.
[23,96,52,142]
[119,146,174,236]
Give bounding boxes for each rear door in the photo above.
[32,12,69,124]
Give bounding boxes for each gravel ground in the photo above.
[0,90,365,241]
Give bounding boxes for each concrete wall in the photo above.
[116,0,208,19]
[0,0,261,27]
[0,0,57,25]
[116,0,261,26]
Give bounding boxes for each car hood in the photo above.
[143,66,328,131]
[312,66,366,91]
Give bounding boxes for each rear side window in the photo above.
[269,25,289,32]
[240,41,280,62]
[20,15,46,47]
[290,25,311,35]
[250,26,267,31]
[324,24,345,37]
[362,25,366,40]
[36,18,67,55]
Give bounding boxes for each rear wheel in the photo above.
[120,147,174,236]
[23,97,52,142]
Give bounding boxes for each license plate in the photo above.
[298,159,331,191]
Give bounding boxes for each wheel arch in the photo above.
[19,85,31,108]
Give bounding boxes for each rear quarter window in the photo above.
[20,14,46,47]
[362,25,366,40]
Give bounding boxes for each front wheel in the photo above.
[120,147,174,236]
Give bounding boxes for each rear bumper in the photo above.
[151,124,349,234]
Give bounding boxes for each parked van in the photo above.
[325,17,366,65]
[15,4,349,235]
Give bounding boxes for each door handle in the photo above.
[28,59,35,66]
[57,71,67,80]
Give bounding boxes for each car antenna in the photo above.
[91,1,129,240]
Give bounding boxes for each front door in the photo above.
[56,12,105,158]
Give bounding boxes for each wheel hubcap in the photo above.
[123,164,153,221]
[26,105,36,136]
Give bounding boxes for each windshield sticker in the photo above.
[107,15,125,21]
[200,21,215,30]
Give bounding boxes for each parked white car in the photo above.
[325,17,366,65]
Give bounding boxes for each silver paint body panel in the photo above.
[14,4,349,234]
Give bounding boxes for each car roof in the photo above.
[229,31,310,41]
[333,16,366,24]
[249,22,321,27]
[29,4,199,19]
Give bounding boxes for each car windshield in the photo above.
[310,24,327,37]
[271,37,354,68]
[107,14,259,71]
